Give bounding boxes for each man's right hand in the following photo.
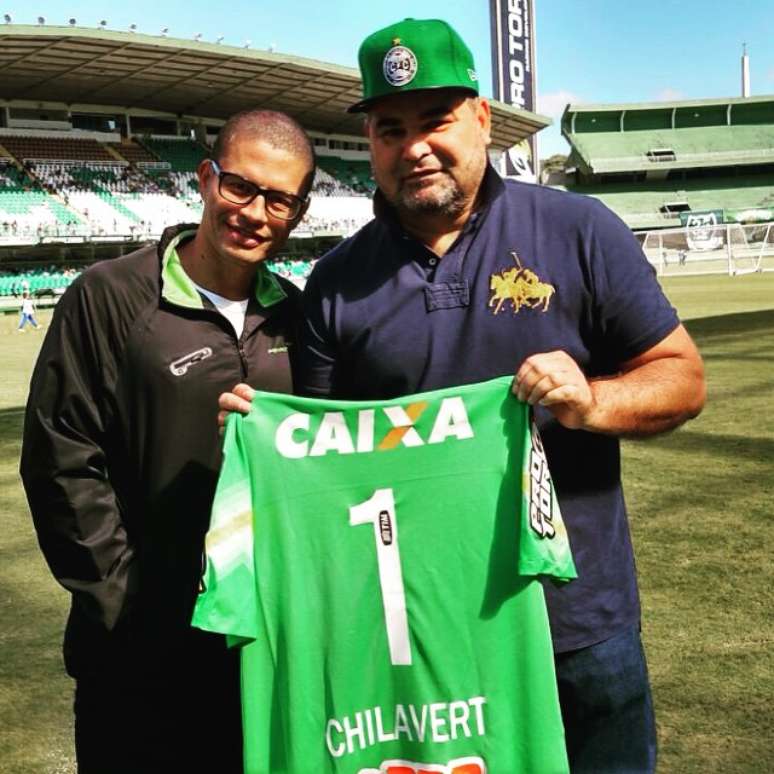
[217,384,256,431]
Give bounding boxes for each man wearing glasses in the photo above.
[20,109,314,774]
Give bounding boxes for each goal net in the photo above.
[637,221,774,277]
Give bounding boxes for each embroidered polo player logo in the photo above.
[488,252,555,315]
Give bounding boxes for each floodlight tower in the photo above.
[741,44,750,97]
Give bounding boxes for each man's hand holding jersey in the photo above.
[220,323,704,439]
[512,325,705,438]
[218,383,256,431]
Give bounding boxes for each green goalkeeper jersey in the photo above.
[193,376,576,774]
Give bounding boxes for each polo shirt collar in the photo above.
[160,228,287,310]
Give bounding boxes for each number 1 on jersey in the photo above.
[349,488,412,666]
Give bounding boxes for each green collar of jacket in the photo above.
[160,229,287,310]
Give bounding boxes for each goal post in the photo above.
[638,221,774,277]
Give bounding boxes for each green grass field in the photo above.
[1,272,773,773]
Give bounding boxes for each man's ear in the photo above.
[196,158,213,197]
[476,98,492,147]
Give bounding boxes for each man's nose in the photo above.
[239,193,269,224]
[402,135,432,163]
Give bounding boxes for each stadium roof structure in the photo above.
[0,24,550,150]
[563,94,774,116]
[562,95,774,176]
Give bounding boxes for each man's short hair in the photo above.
[212,109,316,193]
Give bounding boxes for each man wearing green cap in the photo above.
[221,17,705,773]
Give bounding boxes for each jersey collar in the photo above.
[160,228,287,310]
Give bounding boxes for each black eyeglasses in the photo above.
[209,160,306,221]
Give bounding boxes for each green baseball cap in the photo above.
[348,18,479,113]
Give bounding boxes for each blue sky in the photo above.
[7,1,774,157]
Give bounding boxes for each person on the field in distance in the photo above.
[17,290,40,331]
[21,109,314,774]
[220,18,706,773]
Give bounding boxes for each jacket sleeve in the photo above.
[20,274,137,632]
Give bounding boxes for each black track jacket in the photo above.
[20,224,300,676]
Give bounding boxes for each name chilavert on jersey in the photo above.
[275,396,474,459]
[326,696,487,759]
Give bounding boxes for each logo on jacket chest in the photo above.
[169,347,213,376]
[488,251,555,315]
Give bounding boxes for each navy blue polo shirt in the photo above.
[298,165,679,653]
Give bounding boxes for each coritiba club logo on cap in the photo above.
[383,37,417,87]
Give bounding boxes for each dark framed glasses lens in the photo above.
[220,173,256,203]
[265,193,301,219]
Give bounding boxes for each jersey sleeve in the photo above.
[191,413,258,646]
[516,412,577,582]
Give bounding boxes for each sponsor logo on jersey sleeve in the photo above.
[528,420,555,538]
[488,251,554,315]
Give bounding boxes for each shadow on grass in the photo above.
[685,308,774,341]
[0,407,24,454]
[637,427,774,461]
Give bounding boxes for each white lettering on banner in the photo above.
[508,4,523,43]
[325,696,487,758]
[275,397,474,458]
[502,0,529,109]
[508,61,526,107]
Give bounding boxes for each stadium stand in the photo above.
[561,96,774,229]
[0,266,80,297]
[108,141,160,165]
[139,137,207,172]
[0,21,548,293]
[0,133,205,236]
[1,135,115,163]
[316,158,375,195]
[0,158,83,238]
[269,256,319,288]
[567,173,774,229]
